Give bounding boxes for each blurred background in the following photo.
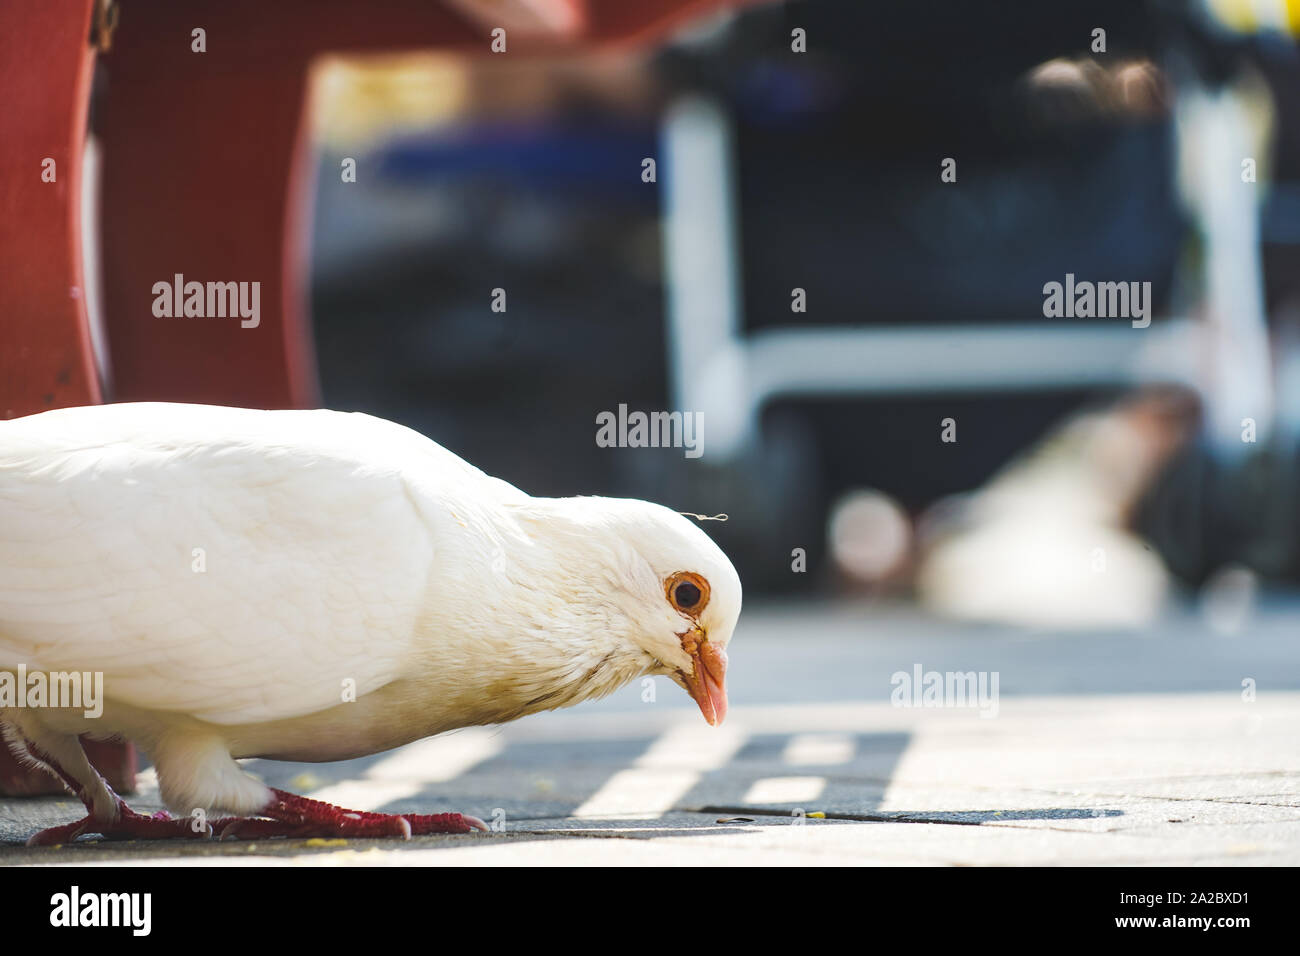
[306,0,1300,633]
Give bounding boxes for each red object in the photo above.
[0,0,138,796]
[1,0,762,797]
[96,0,766,407]
[21,731,197,844]
[0,0,100,417]
[211,789,483,840]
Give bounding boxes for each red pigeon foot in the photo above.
[212,788,487,840]
[21,735,210,846]
[26,799,208,846]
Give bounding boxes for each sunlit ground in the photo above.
[3,599,1298,865]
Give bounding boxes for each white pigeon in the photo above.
[0,402,741,843]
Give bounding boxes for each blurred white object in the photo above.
[1199,564,1259,636]
[828,489,912,585]
[1174,83,1274,461]
[917,391,1196,630]
[918,518,1168,630]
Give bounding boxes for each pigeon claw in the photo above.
[27,802,208,845]
[208,790,488,841]
[214,813,411,841]
[26,819,88,847]
[404,811,489,834]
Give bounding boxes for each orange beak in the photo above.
[681,629,728,726]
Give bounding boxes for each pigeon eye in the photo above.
[666,572,709,614]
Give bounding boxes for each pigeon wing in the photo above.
[0,403,499,725]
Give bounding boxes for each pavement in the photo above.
[2,600,1299,865]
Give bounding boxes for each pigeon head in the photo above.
[521,497,742,725]
[618,505,741,726]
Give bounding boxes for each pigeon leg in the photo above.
[213,788,488,840]
[20,736,208,846]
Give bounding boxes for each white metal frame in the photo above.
[661,90,1273,464]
